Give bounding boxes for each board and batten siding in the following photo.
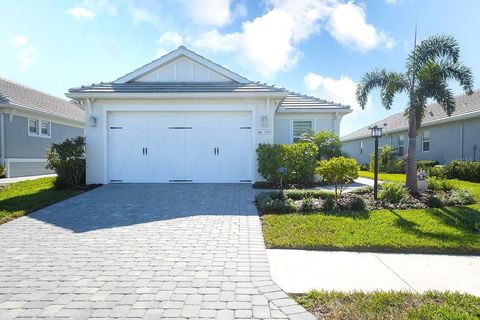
[273,113,341,144]
[342,117,480,165]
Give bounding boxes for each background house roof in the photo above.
[277,93,352,113]
[342,90,480,141]
[0,77,84,122]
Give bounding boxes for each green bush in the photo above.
[301,196,315,212]
[444,189,475,206]
[339,196,367,211]
[46,136,86,189]
[379,183,407,204]
[428,165,446,179]
[426,194,444,208]
[299,130,342,160]
[0,165,5,178]
[316,157,359,198]
[417,160,439,170]
[256,143,318,184]
[369,145,405,173]
[284,189,333,200]
[256,192,296,214]
[444,161,480,182]
[428,178,453,191]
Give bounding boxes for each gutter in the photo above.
[65,91,289,100]
[0,102,84,126]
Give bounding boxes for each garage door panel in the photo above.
[184,129,218,182]
[219,129,252,181]
[147,129,182,181]
[108,128,147,182]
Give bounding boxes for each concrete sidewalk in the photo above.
[267,249,480,295]
[0,174,56,186]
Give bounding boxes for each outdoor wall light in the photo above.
[261,115,268,127]
[89,116,97,127]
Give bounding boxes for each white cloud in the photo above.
[156,31,184,57]
[386,0,400,4]
[11,36,37,69]
[11,36,29,47]
[185,0,233,27]
[327,1,395,52]
[192,0,394,77]
[67,7,96,18]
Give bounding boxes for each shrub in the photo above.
[0,165,5,178]
[257,143,318,185]
[445,189,475,206]
[369,145,405,173]
[444,161,480,182]
[359,163,370,171]
[339,195,367,211]
[301,196,315,212]
[316,157,359,198]
[46,136,86,189]
[299,130,342,160]
[428,178,453,191]
[379,183,407,204]
[417,160,439,170]
[426,194,444,208]
[284,189,333,200]
[428,165,446,179]
[256,192,296,214]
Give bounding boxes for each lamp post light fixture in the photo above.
[370,125,383,200]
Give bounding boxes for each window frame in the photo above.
[28,117,51,138]
[360,140,363,155]
[421,131,430,152]
[398,134,405,156]
[291,119,313,143]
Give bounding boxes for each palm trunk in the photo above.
[406,108,418,194]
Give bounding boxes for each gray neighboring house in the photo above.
[342,90,480,165]
[0,77,84,178]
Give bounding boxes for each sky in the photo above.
[1,0,479,135]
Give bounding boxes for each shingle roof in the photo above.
[342,90,480,141]
[277,93,352,112]
[0,77,84,122]
[69,82,286,94]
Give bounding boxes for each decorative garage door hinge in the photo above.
[169,179,193,182]
[110,126,122,129]
[110,179,123,182]
[239,126,251,129]
[240,180,252,182]
[169,126,193,129]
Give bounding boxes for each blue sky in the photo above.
[2,0,479,135]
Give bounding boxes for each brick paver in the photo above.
[0,184,314,320]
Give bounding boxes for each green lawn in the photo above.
[293,290,480,320]
[0,177,83,224]
[358,170,407,183]
[262,176,480,254]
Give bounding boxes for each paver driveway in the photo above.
[0,184,314,320]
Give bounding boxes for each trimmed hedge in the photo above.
[444,161,480,182]
[256,143,318,184]
[417,160,439,170]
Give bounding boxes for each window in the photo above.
[360,141,363,154]
[422,131,430,152]
[292,120,313,142]
[28,118,38,135]
[28,118,51,138]
[398,134,405,156]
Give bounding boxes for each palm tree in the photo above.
[356,34,474,193]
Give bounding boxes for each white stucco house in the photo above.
[67,46,351,184]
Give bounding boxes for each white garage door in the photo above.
[107,111,253,183]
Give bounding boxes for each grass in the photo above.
[261,175,480,254]
[293,290,480,320]
[0,177,84,225]
[358,170,407,183]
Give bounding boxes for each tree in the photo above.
[356,34,473,193]
[46,136,86,188]
[300,130,342,160]
[316,156,359,198]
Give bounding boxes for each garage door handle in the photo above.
[145,147,148,155]
[142,148,145,155]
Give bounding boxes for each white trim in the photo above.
[421,130,430,153]
[27,117,51,138]
[66,91,287,100]
[114,46,250,84]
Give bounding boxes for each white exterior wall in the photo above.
[273,112,343,144]
[85,97,276,184]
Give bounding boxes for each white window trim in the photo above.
[421,131,430,153]
[291,119,313,143]
[360,140,363,154]
[398,134,405,155]
[28,117,51,138]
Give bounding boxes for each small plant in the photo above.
[0,165,5,178]
[340,195,367,211]
[445,189,475,206]
[316,157,359,198]
[300,196,315,212]
[428,165,446,179]
[46,136,86,189]
[299,130,343,160]
[379,183,407,204]
[426,194,444,208]
[417,160,439,170]
[369,145,404,173]
[428,178,453,191]
[417,169,428,181]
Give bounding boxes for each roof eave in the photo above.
[66,91,288,100]
[0,102,84,125]
[277,108,352,114]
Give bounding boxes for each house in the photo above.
[67,46,351,184]
[0,77,84,178]
[342,90,480,165]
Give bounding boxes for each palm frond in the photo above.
[437,60,474,94]
[406,34,460,73]
[356,69,408,110]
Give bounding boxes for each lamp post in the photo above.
[370,125,383,200]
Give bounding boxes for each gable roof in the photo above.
[277,93,352,113]
[0,77,84,123]
[114,46,250,84]
[342,90,480,141]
